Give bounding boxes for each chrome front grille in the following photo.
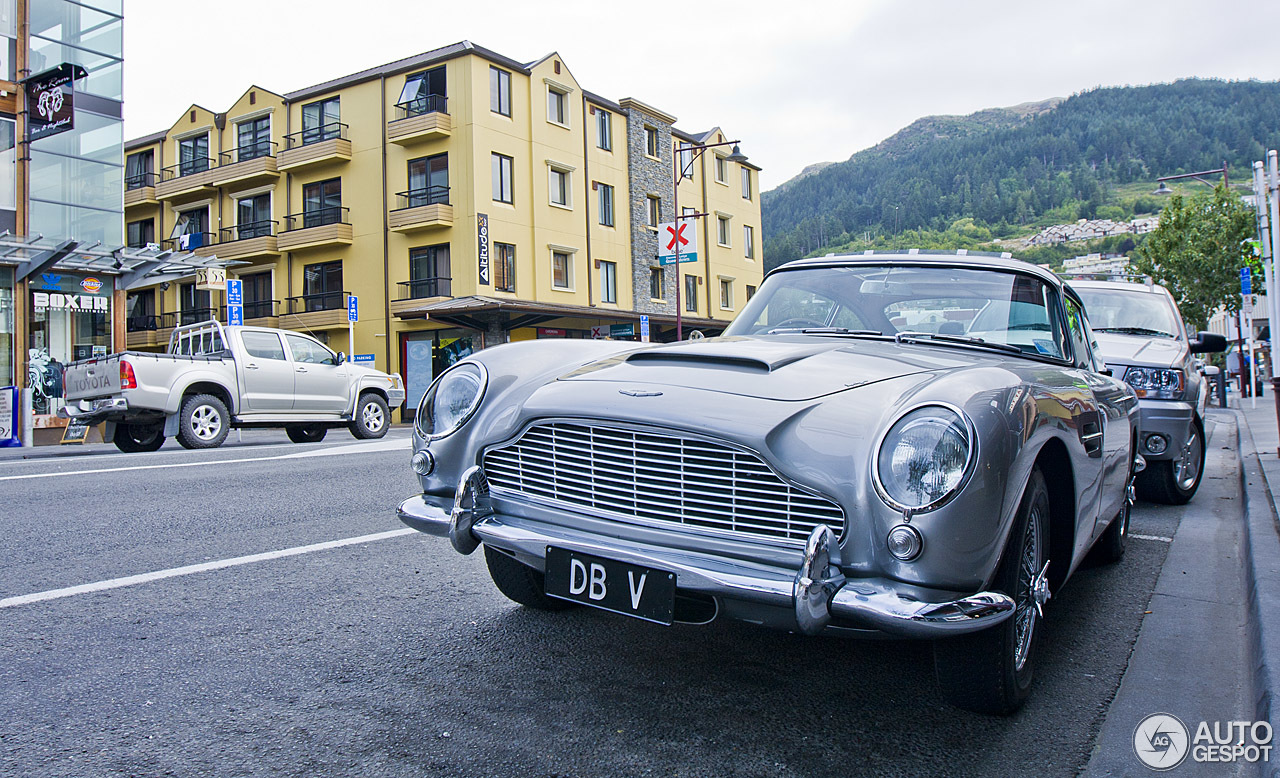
[481,421,845,546]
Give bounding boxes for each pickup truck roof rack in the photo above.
[169,319,230,357]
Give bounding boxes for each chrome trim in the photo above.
[828,584,1015,637]
[414,360,488,441]
[870,402,979,515]
[448,466,491,555]
[794,526,842,635]
[480,419,846,547]
[57,396,128,420]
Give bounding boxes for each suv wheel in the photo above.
[349,393,389,439]
[177,393,230,449]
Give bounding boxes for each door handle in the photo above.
[296,367,308,373]
[246,364,259,370]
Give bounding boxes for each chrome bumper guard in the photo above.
[56,397,128,421]
[396,465,1015,639]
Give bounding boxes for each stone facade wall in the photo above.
[624,107,676,315]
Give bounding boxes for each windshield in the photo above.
[724,264,1068,359]
[1075,287,1181,339]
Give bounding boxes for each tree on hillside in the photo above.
[1129,185,1257,330]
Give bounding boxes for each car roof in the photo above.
[1069,279,1173,298]
[772,250,1065,291]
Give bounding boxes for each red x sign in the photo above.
[665,222,690,251]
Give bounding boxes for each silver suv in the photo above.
[1073,280,1226,504]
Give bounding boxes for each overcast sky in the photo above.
[122,0,1280,191]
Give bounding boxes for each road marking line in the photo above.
[1130,533,1174,543]
[0,438,410,482]
[0,528,416,609]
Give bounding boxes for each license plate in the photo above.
[544,546,676,625]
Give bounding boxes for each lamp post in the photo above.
[671,139,747,340]
[1152,162,1229,193]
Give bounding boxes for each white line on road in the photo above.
[0,528,417,609]
[1130,533,1174,543]
[0,437,410,482]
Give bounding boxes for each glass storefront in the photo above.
[399,328,476,421]
[0,265,12,386]
[27,271,112,415]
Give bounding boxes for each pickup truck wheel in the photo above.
[286,424,327,444]
[934,468,1049,715]
[114,422,165,453]
[484,546,575,611]
[177,393,229,449]
[349,393,389,439]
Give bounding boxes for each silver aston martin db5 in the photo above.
[397,252,1140,714]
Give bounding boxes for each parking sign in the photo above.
[348,295,359,323]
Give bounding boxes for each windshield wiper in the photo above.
[895,331,1024,355]
[765,326,882,336]
[1094,326,1174,338]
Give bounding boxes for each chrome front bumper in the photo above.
[397,466,1015,639]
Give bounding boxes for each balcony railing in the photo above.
[162,158,215,181]
[397,277,452,300]
[220,221,277,242]
[219,142,277,165]
[222,300,279,320]
[125,171,158,190]
[395,186,450,209]
[286,291,348,314]
[126,314,160,332]
[283,207,348,232]
[284,122,348,149]
[179,307,217,326]
[394,94,447,120]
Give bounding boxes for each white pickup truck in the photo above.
[59,320,406,452]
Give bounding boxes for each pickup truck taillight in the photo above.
[120,360,138,390]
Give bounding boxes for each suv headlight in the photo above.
[1123,367,1185,400]
[416,362,487,440]
[874,405,975,513]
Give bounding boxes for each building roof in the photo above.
[124,129,166,151]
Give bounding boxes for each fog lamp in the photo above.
[887,525,924,561]
[1144,434,1168,455]
[411,450,436,476]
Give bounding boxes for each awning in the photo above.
[0,232,244,290]
[394,294,730,332]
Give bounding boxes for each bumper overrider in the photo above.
[397,465,1016,639]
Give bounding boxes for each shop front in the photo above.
[399,326,477,422]
[27,271,113,417]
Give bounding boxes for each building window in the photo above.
[237,194,272,240]
[717,216,731,246]
[596,109,611,151]
[408,153,449,206]
[126,218,154,249]
[492,153,514,204]
[178,133,209,177]
[644,126,659,158]
[126,289,155,331]
[171,206,208,250]
[548,165,570,207]
[677,142,693,178]
[715,155,728,184]
[743,225,755,259]
[685,274,698,312]
[490,67,511,117]
[598,183,614,227]
[303,261,343,312]
[236,116,271,161]
[599,260,617,304]
[547,87,567,126]
[720,278,734,309]
[746,284,756,301]
[301,97,341,144]
[408,244,451,299]
[302,178,342,228]
[241,271,273,319]
[742,167,752,200]
[494,242,516,293]
[552,250,572,289]
[650,267,664,300]
[179,282,213,325]
[646,195,660,227]
[397,66,446,117]
[125,150,153,190]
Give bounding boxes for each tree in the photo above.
[1130,185,1258,330]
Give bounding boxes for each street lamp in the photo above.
[1153,161,1229,193]
[670,139,747,340]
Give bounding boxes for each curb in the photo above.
[1234,407,1280,761]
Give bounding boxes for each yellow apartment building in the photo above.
[122,41,763,419]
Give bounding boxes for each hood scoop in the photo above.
[626,351,792,372]
[623,338,833,373]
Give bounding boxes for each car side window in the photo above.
[1063,298,1095,370]
[285,334,336,365]
[241,331,287,360]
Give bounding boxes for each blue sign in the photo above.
[226,279,243,306]
[0,386,18,447]
[228,305,243,326]
[353,354,375,365]
[640,315,650,341]
[1242,267,1252,295]
[348,295,358,323]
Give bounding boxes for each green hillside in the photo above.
[763,79,1280,269]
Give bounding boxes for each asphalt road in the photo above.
[0,429,1185,777]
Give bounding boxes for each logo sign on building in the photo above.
[657,221,698,266]
[610,323,635,338]
[26,63,86,142]
[640,315,650,343]
[348,295,359,323]
[195,267,226,291]
[477,213,491,285]
[0,386,18,447]
[226,279,243,326]
[32,291,109,312]
[590,326,609,339]
[537,328,567,338]
[353,354,376,365]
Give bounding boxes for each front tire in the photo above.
[349,393,389,439]
[935,468,1049,715]
[177,393,229,449]
[1135,422,1204,505]
[113,422,165,453]
[484,546,574,611]
[286,424,327,444]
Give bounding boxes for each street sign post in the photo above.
[347,295,358,360]
[640,315,650,343]
[657,221,698,266]
[226,279,243,326]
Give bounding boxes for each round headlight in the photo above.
[416,362,486,439]
[875,405,974,513]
